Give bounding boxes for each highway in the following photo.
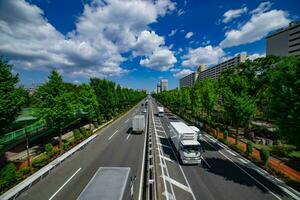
[151,99,298,200]
[16,101,148,200]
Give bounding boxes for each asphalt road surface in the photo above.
[151,99,298,200]
[17,101,148,200]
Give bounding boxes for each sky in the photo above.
[0,0,299,91]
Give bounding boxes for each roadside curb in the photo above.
[0,101,142,200]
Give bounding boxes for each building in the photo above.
[266,21,300,57]
[156,83,161,93]
[179,65,207,88]
[160,79,168,91]
[198,53,247,81]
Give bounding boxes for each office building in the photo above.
[160,79,168,91]
[179,65,207,88]
[198,53,247,81]
[156,83,161,93]
[266,21,300,57]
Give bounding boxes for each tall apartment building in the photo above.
[179,65,207,88]
[198,53,247,81]
[266,21,300,57]
[160,79,168,91]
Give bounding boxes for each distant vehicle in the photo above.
[132,115,145,133]
[142,109,147,113]
[189,126,201,141]
[141,103,144,106]
[77,167,132,200]
[169,122,202,165]
[157,106,164,117]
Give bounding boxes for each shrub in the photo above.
[16,167,31,180]
[32,154,48,169]
[230,144,243,153]
[80,127,87,137]
[247,141,253,156]
[223,130,228,142]
[260,148,270,165]
[52,147,60,155]
[0,163,17,189]
[63,142,70,151]
[94,122,99,128]
[271,145,290,157]
[45,143,53,157]
[73,129,81,141]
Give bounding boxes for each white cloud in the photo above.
[223,6,248,23]
[168,29,177,37]
[182,45,224,67]
[170,68,180,72]
[140,48,177,71]
[248,52,266,60]
[185,32,194,39]
[220,3,290,48]
[177,9,185,16]
[0,0,176,78]
[251,1,272,15]
[173,69,193,78]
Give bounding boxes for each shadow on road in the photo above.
[159,137,178,162]
[204,157,286,197]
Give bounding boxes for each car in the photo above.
[143,109,147,113]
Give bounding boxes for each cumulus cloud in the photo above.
[0,0,176,78]
[185,32,194,39]
[251,1,272,15]
[220,3,290,48]
[223,6,248,23]
[140,48,177,71]
[182,45,224,67]
[248,52,266,60]
[173,69,193,78]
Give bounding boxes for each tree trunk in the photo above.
[25,131,30,168]
[235,126,239,145]
[59,127,63,154]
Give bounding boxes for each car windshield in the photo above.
[183,145,200,153]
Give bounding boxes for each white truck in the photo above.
[189,126,201,141]
[157,106,164,117]
[169,122,202,164]
[132,115,145,133]
[77,167,132,200]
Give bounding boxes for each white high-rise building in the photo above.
[160,79,168,91]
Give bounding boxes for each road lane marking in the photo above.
[160,155,177,164]
[49,168,81,200]
[108,129,119,140]
[155,115,196,200]
[203,140,282,200]
[238,157,249,164]
[201,156,211,168]
[164,176,192,193]
[157,143,172,149]
[226,149,237,156]
[126,132,131,140]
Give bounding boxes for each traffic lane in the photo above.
[158,113,279,200]
[16,103,142,200]
[54,114,146,200]
[201,134,290,200]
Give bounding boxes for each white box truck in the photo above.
[189,126,201,141]
[169,122,202,164]
[77,167,132,200]
[132,115,145,133]
[157,106,164,117]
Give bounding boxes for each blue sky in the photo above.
[0,0,299,91]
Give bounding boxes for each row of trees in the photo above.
[154,55,300,147]
[0,58,146,152]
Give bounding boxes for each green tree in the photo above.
[219,74,256,144]
[78,84,99,129]
[191,83,202,120]
[267,56,300,147]
[0,58,26,134]
[200,78,218,124]
[33,71,77,153]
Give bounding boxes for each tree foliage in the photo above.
[0,58,26,134]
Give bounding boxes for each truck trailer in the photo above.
[157,106,164,117]
[169,122,202,164]
[132,115,145,133]
[77,167,132,200]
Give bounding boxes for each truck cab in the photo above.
[179,140,201,164]
[157,106,164,117]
